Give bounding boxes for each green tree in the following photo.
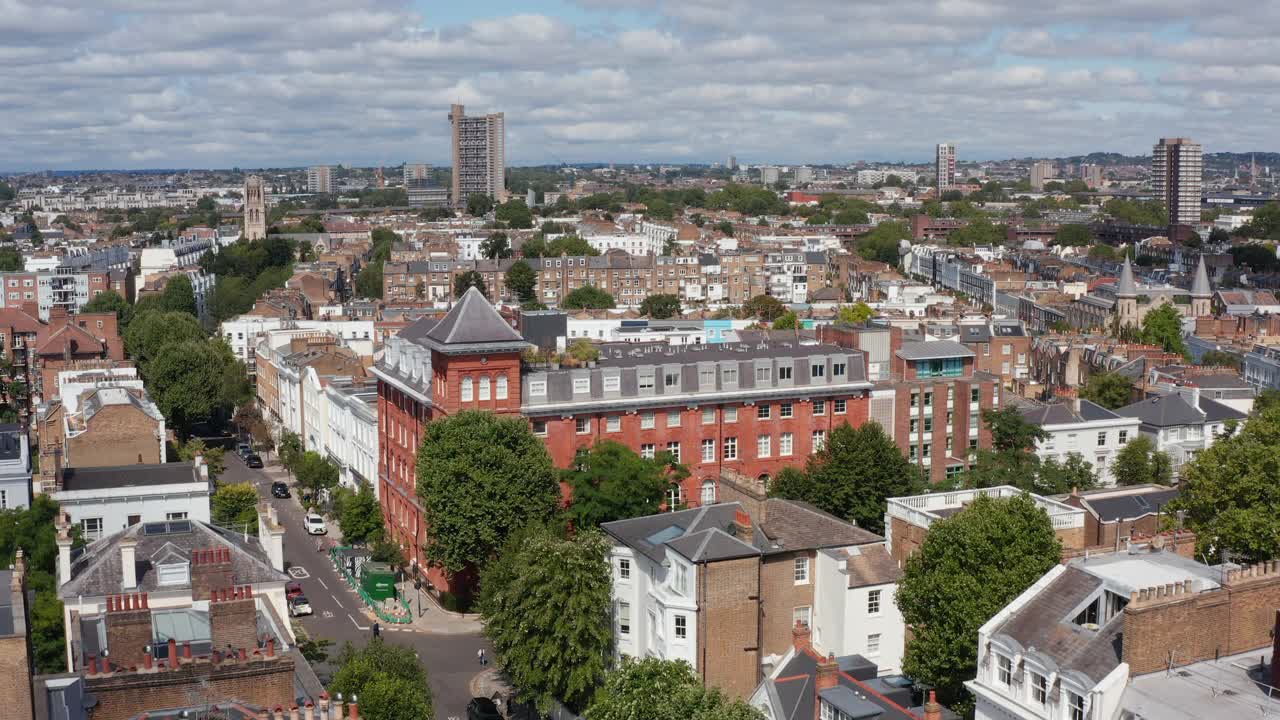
[898,494,1061,708]
[124,311,205,368]
[80,290,131,326]
[495,199,535,229]
[1035,453,1099,494]
[742,294,786,322]
[212,483,259,532]
[355,261,383,299]
[416,411,561,573]
[146,339,246,436]
[0,495,81,672]
[338,483,383,544]
[454,270,487,299]
[1111,435,1173,487]
[1054,224,1093,246]
[330,639,434,720]
[767,422,919,535]
[772,311,799,329]
[1088,244,1119,261]
[293,451,339,502]
[0,248,22,272]
[564,441,685,528]
[1141,303,1188,356]
[984,406,1049,452]
[948,217,1005,246]
[639,293,681,319]
[563,285,615,310]
[567,338,600,364]
[479,525,612,713]
[1171,406,1280,562]
[1104,198,1168,226]
[175,437,226,477]
[857,221,910,264]
[586,657,764,720]
[837,302,875,324]
[481,231,512,259]
[1079,371,1133,409]
[160,274,198,316]
[278,431,303,471]
[715,220,734,236]
[505,259,537,304]
[467,194,495,217]
[1255,388,1280,414]
[1199,349,1241,369]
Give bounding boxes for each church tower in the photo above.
[244,175,267,240]
[1190,254,1213,318]
[1115,256,1139,328]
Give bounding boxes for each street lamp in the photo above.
[411,558,422,618]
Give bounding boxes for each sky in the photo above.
[3,0,1278,170]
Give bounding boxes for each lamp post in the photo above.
[411,558,422,617]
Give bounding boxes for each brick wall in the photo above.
[68,403,162,467]
[104,602,153,670]
[87,653,294,720]
[190,549,234,601]
[888,516,926,567]
[699,557,760,699]
[0,635,32,720]
[759,552,814,661]
[209,588,259,653]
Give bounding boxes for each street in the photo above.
[221,454,489,719]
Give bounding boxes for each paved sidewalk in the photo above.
[469,667,512,702]
[393,578,485,635]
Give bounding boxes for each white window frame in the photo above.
[794,556,810,585]
[603,375,620,393]
[701,439,715,462]
[667,411,681,427]
[641,443,656,459]
[529,380,547,397]
[758,434,771,458]
[868,588,882,615]
[575,417,590,434]
[702,408,715,425]
[461,376,474,402]
[617,602,631,635]
[723,436,737,460]
[673,614,688,641]
[641,412,656,429]
[866,633,881,656]
[780,432,793,456]
[793,605,811,629]
[496,374,508,400]
[573,377,590,395]
[606,415,621,432]
[479,376,491,401]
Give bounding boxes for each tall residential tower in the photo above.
[936,143,956,192]
[449,104,506,208]
[306,165,332,194]
[1152,137,1202,227]
[243,175,267,240]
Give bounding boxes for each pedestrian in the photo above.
[372,621,380,640]
[478,648,487,666]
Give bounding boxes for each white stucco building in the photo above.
[53,458,213,542]
[1018,399,1142,487]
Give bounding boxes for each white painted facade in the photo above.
[55,461,212,542]
[1031,412,1141,487]
[323,380,379,494]
[608,543,699,669]
[224,317,376,371]
[588,233,662,257]
[811,546,906,675]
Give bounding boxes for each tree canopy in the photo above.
[336,483,384,545]
[898,494,1061,708]
[0,495,81,672]
[480,525,613,713]
[329,639,434,720]
[639,293,681,319]
[416,411,561,573]
[563,285,616,310]
[145,339,248,436]
[743,294,786,322]
[1110,435,1172,487]
[772,311,800,330]
[837,302,875,324]
[495,199,534,229]
[1141,303,1188,357]
[586,657,764,720]
[1079,371,1133,409]
[480,231,512,259]
[505,259,538,304]
[857,221,909,264]
[768,421,920,534]
[454,269,487,299]
[564,441,686,528]
[1054,224,1093,246]
[212,483,259,533]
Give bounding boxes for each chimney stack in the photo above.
[815,652,839,693]
[924,690,942,720]
[55,513,73,587]
[120,536,138,589]
[732,508,753,543]
[792,619,812,652]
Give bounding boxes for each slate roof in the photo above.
[1116,393,1245,427]
[767,649,922,720]
[415,287,530,354]
[758,499,882,551]
[841,544,904,589]
[59,463,200,492]
[1082,488,1180,522]
[59,520,286,599]
[1200,396,1247,422]
[1019,399,1123,426]
[1116,257,1138,297]
[990,565,1123,684]
[895,340,975,361]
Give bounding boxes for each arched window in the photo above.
[666,486,683,512]
[700,480,717,506]
[496,374,508,400]
[757,473,772,490]
[461,377,473,402]
[479,376,491,401]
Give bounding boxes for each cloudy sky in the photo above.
[3,0,1275,170]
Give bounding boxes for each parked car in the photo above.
[271,482,290,498]
[289,594,313,617]
[466,698,502,720]
[286,581,304,598]
[245,454,264,469]
[304,514,327,535]
[236,442,251,458]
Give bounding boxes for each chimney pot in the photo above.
[182,641,192,660]
[348,703,359,720]
[266,638,276,657]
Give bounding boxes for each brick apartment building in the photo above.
[0,553,33,720]
[38,370,166,471]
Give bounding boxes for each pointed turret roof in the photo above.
[1116,256,1138,298]
[1191,254,1212,298]
[411,286,531,355]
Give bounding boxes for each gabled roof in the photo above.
[412,287,530,354]
[37,323,105,356]
[1115,393,1204,427]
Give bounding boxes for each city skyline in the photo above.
[2,1,1277,170]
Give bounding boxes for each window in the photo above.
[758,434,771,457]
[794,556,810,584]
[617,557,631,580]
[909,445,917,461]
[997,654,1012,685]
[639,373,655,392]
[778,365,793,380]
[603,375,620,392]
[868,588,882,614]
[699,367,715,386]
[793,606,812,629]
[702,439,716,462]
[664,371,680,388]
[1097,431,1107,447]
[866,633,881,656]
[755,367,771,382]
[572,377,590,395]
[922,442,931,460]
[81,517,103,540]
[833,362,846,377]
[461,377,474,402]
[924,417,933,432]
[725,407,738,422]
[1030,672,1047,705]
[701,480,716,505]
[576,418,591,434]
[127,514,141,526]
[532,420,548,436]
[723,368,738,384]
[668,411,681,427]
[0,490,8,510]
[1067,692,1085,720]
[673,563,688,595]
[496,375,508,399]
[758,404,771,419]
[479,376,491,401]
[780,403,793,418]
[780,432,793,456]
[641,412,656,429]
[1002,343,1012,355]
[1119,430,1128,444]
[702,408,715,425]
[811,363,825,378]
[641,443,656,459]
[724,437,737,460]
[607,416,621,432]
[617,602,631,635]
[834,399,847,414]
[674,614,687,640]
[165,512,187,521]
[812,430,826,451]
[667,441,681,461]
[667,485,683,509]
[814,400,826,415]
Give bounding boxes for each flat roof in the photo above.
[60,463,197,492]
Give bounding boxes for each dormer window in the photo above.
[156,562,189,586]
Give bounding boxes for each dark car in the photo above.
[245,454,264,469]
[271,481,290,498]
[466,698,502,720]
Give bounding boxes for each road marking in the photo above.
[322,610,334,619]
[288,567,310,579]
[349,614,369,631]
[331,594,345,609]
[316,577,328,590]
